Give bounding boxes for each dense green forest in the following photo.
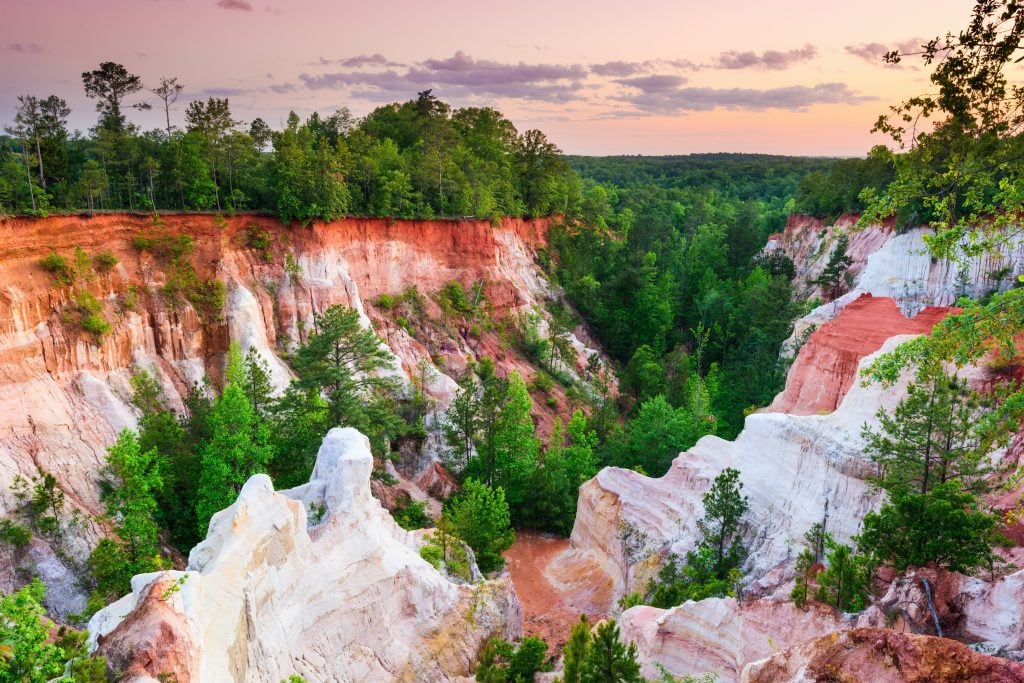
[553,154,812,442]
[0,64,575,222]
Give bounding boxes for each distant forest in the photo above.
[0,63,577,223]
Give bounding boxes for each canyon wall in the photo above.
[88,427,521,682]
[0,212,593,616]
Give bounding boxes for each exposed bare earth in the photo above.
[504,531,608,649]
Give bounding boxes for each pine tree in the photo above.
[697,467,749,579]
[811,234,853,301]
[815,537,869,612]
[863,368,989,496]
[292,305,397,441]
[195,345,275,536]
[579,620,643,683]
[562,614,592,683]
[858,481,1000,574]
[491,371,540,516]
[442,374,479,475]
[100,429,163,568]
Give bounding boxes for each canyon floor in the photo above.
[504,531,611,650]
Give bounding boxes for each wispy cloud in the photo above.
[2,43,46,54]
[613,74,687,93]
[216,0,253,10]
[710,44,817,70]
[300,50,587,103]
[590,60,653,77]
[617,81,876,115]
[845,38,926,66]
[338,54,405,68]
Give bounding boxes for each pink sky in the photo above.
[0,0,978,155]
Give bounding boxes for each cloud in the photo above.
[216,0,253,10]
[2,43,45,54]
[617,81,876,114]
[417,51,586,85]
[266,83,297,94]
[590,60,652,77]
[845,38,926,66]
[711,44,817,70]
[338,53,404,68]
[193,86,251,98]
[300,51,587,103]
[613,74,687,93]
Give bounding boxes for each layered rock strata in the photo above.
[88,427,521,682]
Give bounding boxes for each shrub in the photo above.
[244,224,273,260]
[0,519,31,548]
[187,278,227,321]
[419,543,443,569]
[132,232,195,260]
[40,252,73,285]
[93,250,119,273]
[75,292,111,339]
[376,293,397,311]
[438,280,472,315]
[393,499,432,530]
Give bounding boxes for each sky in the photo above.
[0,0,980,156]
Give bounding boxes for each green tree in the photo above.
[579,620,644,683]
[608,395,713,478]
[292,305,395,431]
[0,579,73,683]
[81,61,147,134]
[488,372,539,517]
[815,536,870,612]
[442,374,480,475]
[562,614,592,683]
[789,547,817,608]
[863,368,990,496]
[446,478,515,573]
[474,636,550,683]
[698,467,748,580]
[858,481,1001,574]
[620,344,666,402]
[88,429,167,607]
[811,234,853,302]
[195,344,275,536]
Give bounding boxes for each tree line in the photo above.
[0,63,577,223]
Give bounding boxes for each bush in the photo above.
[81,314,112,338]
[393,500,432,530]
[132,232,195,260]
[858,482,1001,575]
[0,519,31,548]
[40,252,73,285]
[244,224,273,260]
[475,636,551,682]
[93,250,119,273]
[75,292,111,339]
[419,543,443,568]
[376,293,397,311]
[438,280,472,315]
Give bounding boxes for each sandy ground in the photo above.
[504,531,609,650]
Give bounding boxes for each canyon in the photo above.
[0,212,596,618]
[1,212,1022,681]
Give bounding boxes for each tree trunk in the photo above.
[34,137,45,188]
[22,148,36,212]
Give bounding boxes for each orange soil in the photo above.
[504,532,587,650]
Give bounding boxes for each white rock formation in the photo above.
[620,600,846,682]
[88,427,520,682]
[558,338,916,608]
[775,221,1024,354]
